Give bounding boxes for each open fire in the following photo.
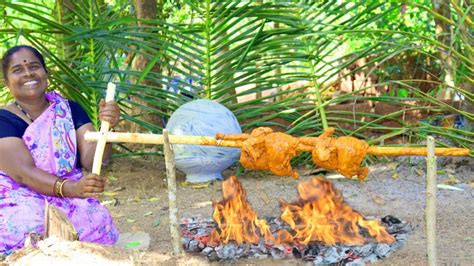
[209,175,273,245]
[278,176,394,245]
[181,176,409,263]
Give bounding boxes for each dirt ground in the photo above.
[101,155,473,265]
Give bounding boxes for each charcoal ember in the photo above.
[312,255,324,265]
[186,239,201,252]
[381,215,401,226]
[239,243,251,253]
[207,250,219,262]
[374,243,392,258]
[337,245,358,262]
[270,244,294,259]
[249,249,268,259]
[358,243,375,257]
[395,233,408,242]
[251,242,267,254]
[322,246,346,264]
[201,246,214,256]
[292,246,302,258]
[291,244,306,259]
[194,227,209,235]
[181,215,407,264]
[302,244,320,260]
[235,245,248,259]
[386,220,411,235]
[248,242,268,259]
[216,242,239,259]
[252,253,269,260]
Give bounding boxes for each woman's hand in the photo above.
[64,173,106,198]
[99,99,120,128]
[76,99,120,172]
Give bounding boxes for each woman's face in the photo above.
[5,48,48,101]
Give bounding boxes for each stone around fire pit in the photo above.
[180,215,411,264]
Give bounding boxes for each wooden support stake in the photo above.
[91,82,116,175]
[163,129,182,256]
[426,136,437,266]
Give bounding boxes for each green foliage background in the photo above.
[0,0,472,157]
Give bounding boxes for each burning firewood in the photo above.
[204,175,396,253]
[279,176,395,245]
[209,175,274,245]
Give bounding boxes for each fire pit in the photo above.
[180,176,410,264]
[181,215,409,263]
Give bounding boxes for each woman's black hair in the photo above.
[1,45,48,81]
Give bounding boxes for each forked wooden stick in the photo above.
[91,82,116,175]
[84,131,470,156]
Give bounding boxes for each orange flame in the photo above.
[278,176,395,245]
[209,176,274,245]
[209,175,394,246]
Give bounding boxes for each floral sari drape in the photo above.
[0,92,118,255]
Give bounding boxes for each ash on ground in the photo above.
[181,215,410,265]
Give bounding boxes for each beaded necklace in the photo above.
[14,100,49,122]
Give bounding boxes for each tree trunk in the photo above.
[130,0,162,132]
[431,0,454,100]
[454,0,473,129]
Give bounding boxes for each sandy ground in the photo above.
[99,155,474,265]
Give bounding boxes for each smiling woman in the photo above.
[0,45,121,255]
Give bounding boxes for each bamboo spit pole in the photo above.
[91,82,116,176]
[163,129,183,256]
[426,136,437,266]
[84,132,471,157]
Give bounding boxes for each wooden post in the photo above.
[426,136,437,266]
[163,129,182,256]
[91,82,116,175]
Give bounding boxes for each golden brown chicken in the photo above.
[239,127,300,179]
[217,127,369,180]
[302,128,369,180]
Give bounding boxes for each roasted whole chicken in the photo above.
[216,127,369,180]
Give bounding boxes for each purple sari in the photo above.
[0,92,118,255]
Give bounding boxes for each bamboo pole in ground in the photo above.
[426,136,437,266]
[84,131,471,157]
[91,82,116,176]
[163,129,183,256]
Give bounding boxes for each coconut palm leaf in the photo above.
[1,0,472,156]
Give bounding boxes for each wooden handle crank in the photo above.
[91,82,116,175]
[84,131,470,157]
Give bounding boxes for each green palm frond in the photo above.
[1,0,472,156]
